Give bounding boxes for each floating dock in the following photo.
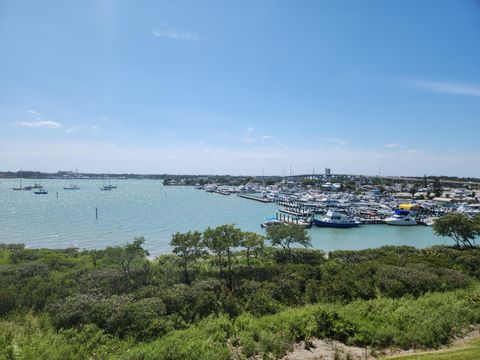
[237,194,272,203]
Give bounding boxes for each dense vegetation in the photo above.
[1,226,480,359]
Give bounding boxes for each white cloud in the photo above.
[153,28,199,41]
[262,135,272,139]
[384,143,404,148]
[16,120,61,128]
[92,125,100,131]
[65,126,78,134]
[409,80,480,97]
[27,110,41,117]
[246,126,254,132]
[1,140,480,177]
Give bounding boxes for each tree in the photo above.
[433,178,443,197]
[266,224,311,257]
[170,231,204,284]
[433,213,478,248]
[105,237,149,289]
[409,184,418,197]
[204,225,243,289]
[241,232,265,267]
[203,227,225,276]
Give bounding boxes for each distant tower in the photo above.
[325,167,331,179]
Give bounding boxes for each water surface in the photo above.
[0,179,449,256]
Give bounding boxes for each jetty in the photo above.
[237,194,272,203]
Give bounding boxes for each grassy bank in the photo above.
[1,240,480,359]
[388,338,480,360]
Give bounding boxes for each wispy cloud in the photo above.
[153,28,199,41]
[16,120,61,128]
[262,135,272,140]
[65,126,78,134]
[322,137,349,146]
[242,136,255,143]
[409,80,480,97]
[384,143,404,148]
[27,110,41,117]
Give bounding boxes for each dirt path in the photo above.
[280,327,480,360]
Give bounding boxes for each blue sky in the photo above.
[1,0,480,176]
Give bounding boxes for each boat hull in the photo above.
[385,219,417,226]
[313,219,359,228]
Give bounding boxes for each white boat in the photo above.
[313,209,360,228]
[64,183,80,190]
[204,185,216,192]
[12,179,23,190]
[260,219,283,228]
[385,210,417,226]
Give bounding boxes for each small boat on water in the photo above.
[261,219,283,228]
[32,182,43,189]
[34,189,48,195]
[13,179,25,190]
[385,210,417,226]
[284,218,312,228]
[100,186,113,191]
[313,209,360,228]
[64,184,80,190]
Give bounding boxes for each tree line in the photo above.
[170,223,311,288]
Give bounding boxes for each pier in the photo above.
[237,194,272,203]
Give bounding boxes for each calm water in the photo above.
[0,179,449,256]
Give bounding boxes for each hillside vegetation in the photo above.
[1,231,480,359]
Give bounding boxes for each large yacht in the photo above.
[384,210,417,226]
[313,209,360,228]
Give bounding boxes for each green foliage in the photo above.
[104,236,150,290]
[240,232,265,267]
[1,238,480,359]
[433,213,479,247]
[203,225,243,290]
[120,315,233,360]
[266,223,311,255]
[433,178,443,197]
[170,231,204,283]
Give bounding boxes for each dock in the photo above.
[213,189,231,195]
[359,218,385,224]
[237,194,272,203]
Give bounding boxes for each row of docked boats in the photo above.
[262,208,420,229]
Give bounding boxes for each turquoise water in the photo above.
[0,179,449,256]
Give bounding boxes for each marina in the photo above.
[0,178,458,256]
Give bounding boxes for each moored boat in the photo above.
[261,219,283,228]
[313,209,360,228]
[384,210,417,226]
[64,184,80,190]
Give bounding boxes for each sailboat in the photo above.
[64,180,80,190]
[100,177,117,191]
[12,179,31,190]
[12,179,23,190]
